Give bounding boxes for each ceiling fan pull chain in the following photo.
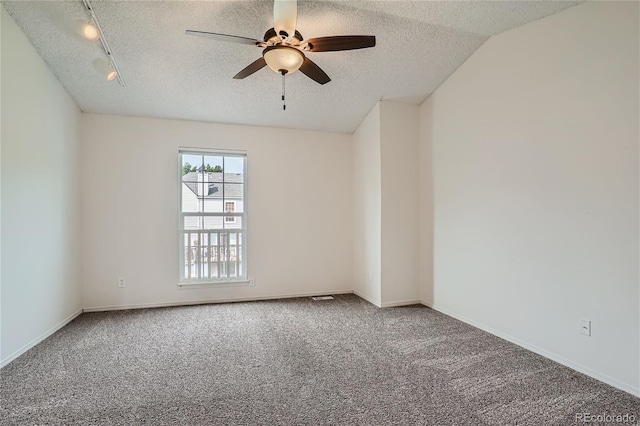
[282,71,286,111]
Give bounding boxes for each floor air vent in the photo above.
[311,296,335,301]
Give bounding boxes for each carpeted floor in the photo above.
[0,294,638,425]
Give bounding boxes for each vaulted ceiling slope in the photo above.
[2,1,581,133]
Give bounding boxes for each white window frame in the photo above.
[178,148,247,285]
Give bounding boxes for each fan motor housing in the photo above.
[264,28,303,45]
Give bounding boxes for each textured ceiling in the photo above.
[2,0,581,133]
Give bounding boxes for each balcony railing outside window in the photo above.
[183,230,244,280]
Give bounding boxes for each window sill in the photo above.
[178,280,251,289]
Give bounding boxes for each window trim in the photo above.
[177,148,248,285]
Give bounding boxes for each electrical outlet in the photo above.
[579,318,591,336]
[118,277,126,288]
[249,279,255,287]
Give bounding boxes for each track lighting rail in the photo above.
[82,0,126,87]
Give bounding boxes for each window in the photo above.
[224,201,236,223]
[179,150,246,283]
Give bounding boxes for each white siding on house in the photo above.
[181,183,199,213]
[181,185,244,231]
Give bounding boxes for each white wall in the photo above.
[80,114,353,310]
[418,101,434,305]
[0,8,3,359]
[380,102,419,306]
[421,1,639,395]
[1,7,82,365]
[352,104,382,306]
[352,101,420,307]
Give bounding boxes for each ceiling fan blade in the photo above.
[233,58,267,79]
[299,57,330,85]
[185,30,260,46]
[306,35,376,52]
[273,0,297,39]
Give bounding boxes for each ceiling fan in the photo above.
[185,0,376,85]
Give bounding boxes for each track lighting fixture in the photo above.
[75,21,99,41]
[93,58,118,82]
[81,0,126,87]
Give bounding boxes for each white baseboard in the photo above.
[83,290,354,312]
[352,292,420,308]
[1,309,83,368]
[381,299,422,308]
[353,290,381,307]
[85,291,420,312]
[421,301,640,398]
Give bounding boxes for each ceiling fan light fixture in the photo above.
[92,57,118,81]
[263,45,304,74]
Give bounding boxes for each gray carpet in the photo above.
[1,294,638,425]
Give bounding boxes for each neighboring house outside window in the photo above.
[225,201,236,223]
[179,150,247,283]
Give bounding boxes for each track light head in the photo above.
[92,58,118,81]
[76,21,100,41]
